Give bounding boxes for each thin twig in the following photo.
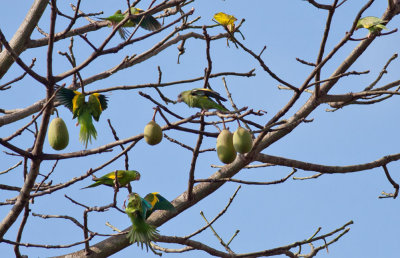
[185,186,241,239]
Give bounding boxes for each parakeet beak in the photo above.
[177,94,182,103]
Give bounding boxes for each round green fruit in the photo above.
[233,127,253,154]
[48,117,69,150]
[216,129,237,164]
[144,121,163,145]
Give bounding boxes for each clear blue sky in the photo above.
[1,0,400,257]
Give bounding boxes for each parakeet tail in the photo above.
[80,181,100,189]
[127,219,159,251]
[212,102,228,112]
[78,111,97,148]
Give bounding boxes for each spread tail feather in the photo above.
[127,220,159,251]
[78,111,97,148]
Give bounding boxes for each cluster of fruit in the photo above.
[217,126,252,164]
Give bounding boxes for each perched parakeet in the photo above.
[125,192,175,250]
[177,88,228,111]
[56,87,108,148]
[356,16,388,36]
[144,192,176,217]
[81,170,141,189]
[100,8,161,39]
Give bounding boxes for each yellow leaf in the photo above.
[214,12,237,26]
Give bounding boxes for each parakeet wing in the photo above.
[130,7,161,31]
[97,94,108,110]
[191,88,227,102]
[178,89,228,111]
[88,93,108,121]
[144,193,175,218]
[151,193,175,211]
[56,87,81,112]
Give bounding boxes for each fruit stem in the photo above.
[151,106,159,121]
[236,119,241,128]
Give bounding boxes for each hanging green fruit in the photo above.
[48,117,69,150]
[144,120,163,145]
[216,129,237,164]
[233,127,253,154]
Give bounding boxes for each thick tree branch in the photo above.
[255,153,400,174]
[0,0,48,78]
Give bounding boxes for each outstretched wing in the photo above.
[56,87,76,112]
[130,7,161,31]
[56,87,85,118]
[88,93,108,121]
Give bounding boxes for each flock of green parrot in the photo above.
[51,8,388,251]
[80,168,174,249]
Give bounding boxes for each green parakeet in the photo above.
[356,16,388,36]
[144,192,176,217]
[81,170,141,189]
[125,192,175,250]
[125,193,158,250]
[177,88,228,111]
[56,87,108,148]
[100,8,161,39]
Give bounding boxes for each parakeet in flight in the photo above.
[177,88,228,111]
[56,87,108,148]
[125,192,175,250]
[81,170,141,189]
[356,16,388,36]
[100,7,161,39]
